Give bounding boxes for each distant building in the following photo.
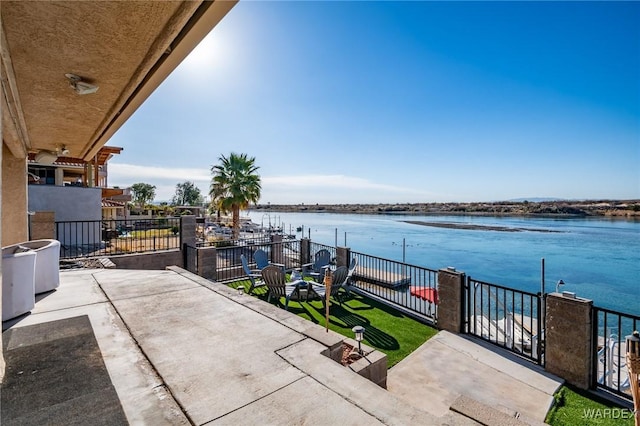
[28,146,131,223]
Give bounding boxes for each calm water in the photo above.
[248,211,640,314]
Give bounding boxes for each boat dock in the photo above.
[353,265,411,288]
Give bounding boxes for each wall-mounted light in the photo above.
[65,73,99,95]
[58,145,70,156]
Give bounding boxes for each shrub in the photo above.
[214,240,234,248]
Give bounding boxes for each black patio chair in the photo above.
[261,265,297,310]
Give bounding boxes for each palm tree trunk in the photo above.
[232,205,240,240]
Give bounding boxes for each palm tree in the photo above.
[210,153,261,240]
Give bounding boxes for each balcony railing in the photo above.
[466,277,543,364]
[198,239,302,283]
[592,306,640,398]
[350,250,438,322]
[56,217,180,259]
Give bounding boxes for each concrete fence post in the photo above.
[196,246,217,280]
[335,246,351,268]
[545,293,593,389]
[271,234,284,265]
[437,267,466,333]
[300,238,311,267]
[180,215,196,271]
[180,215,196,249]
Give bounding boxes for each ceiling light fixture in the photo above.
[65,73,99,95]
[58,145,70,156]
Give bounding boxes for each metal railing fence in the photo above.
[197,234,273,248]
[592,306,639,399]
[466,277,543,364]
[349,250,439,322]
[183,244,198,274]
[214,239,302,283]
[56,217,180,259]
[309,242,337,262]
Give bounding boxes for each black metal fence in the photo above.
[466,277,543,364]
[56,217,180,259]
[197,234,273,248]
[349,250,439,322]
[304,242,439,321]
[309,242,337,262]
[213,239,302,283]
[592,306,639,399]
[183,243,198,274]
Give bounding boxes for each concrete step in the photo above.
[450,395,548,426]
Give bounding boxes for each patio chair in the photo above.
[346,257,357,284]
[254,248,286,272]
[309,265,349,307]
[261,265,297,310]
[342,257,358,298]
[241,254,266,295]
[302,249,332,282]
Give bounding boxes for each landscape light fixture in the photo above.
[65,73,99,95]
[237,286,244,296]
[352,325,365,355]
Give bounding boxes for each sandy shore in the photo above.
[402,220,563,233]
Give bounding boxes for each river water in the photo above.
[248,211,639,315]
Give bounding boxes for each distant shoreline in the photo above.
[402,220,563,233]
[252,200,640,219]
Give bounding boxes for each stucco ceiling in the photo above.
[1,0,235,161]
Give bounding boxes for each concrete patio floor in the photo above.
[2,267,562,425]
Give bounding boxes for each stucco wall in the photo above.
[29,185,102,249]
[109,250,183,270]
[2,144,28,245]
[28,185,101,221]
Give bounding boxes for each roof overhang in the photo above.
[1,1,237,161]
[28,146,124,167]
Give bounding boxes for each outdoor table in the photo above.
[289,270,309,301]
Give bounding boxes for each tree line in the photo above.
[130,153,261,239]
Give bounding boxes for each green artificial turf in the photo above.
[545,385,635,426]
[232,280,437,367]
[233,280,637,423]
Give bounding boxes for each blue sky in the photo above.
[108,1,640,204]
